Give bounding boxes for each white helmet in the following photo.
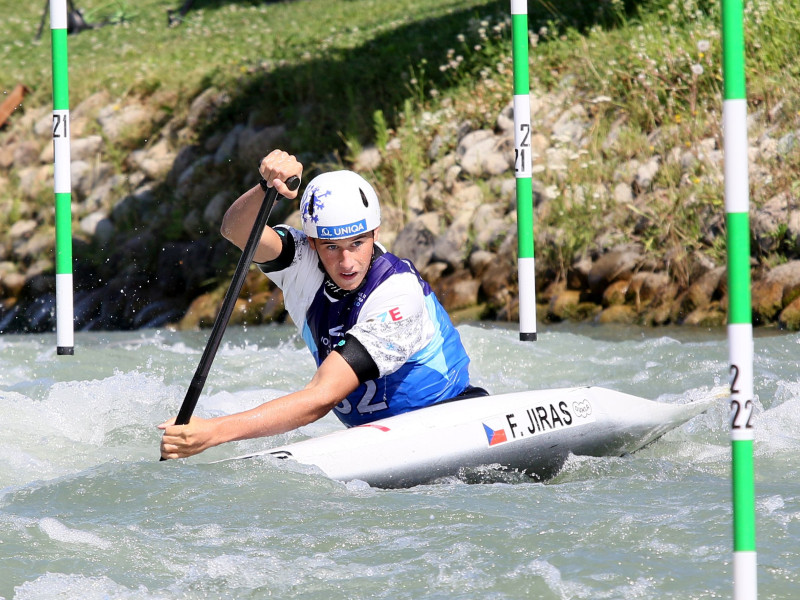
[299,170,381,239]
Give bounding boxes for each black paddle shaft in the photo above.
[173,175,300,428]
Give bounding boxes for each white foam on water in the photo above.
[38,517,112,550]
[1,325,799,599]
[13,573,162,600]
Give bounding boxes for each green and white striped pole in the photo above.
[722,0,756,597]
[50,0,74,355]
[511,0,537,341]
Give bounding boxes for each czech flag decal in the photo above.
[483,423,508,446]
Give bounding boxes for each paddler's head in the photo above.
[300,170,381,292]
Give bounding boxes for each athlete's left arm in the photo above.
[159,353,360,459]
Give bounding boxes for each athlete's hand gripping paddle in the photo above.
[161,175,300,460]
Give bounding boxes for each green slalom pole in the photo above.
[511,0,537,341]
[721,0,757,597]
[50,0,74,355]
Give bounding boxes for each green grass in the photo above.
[3,0,800,284]
[2,0,508,138]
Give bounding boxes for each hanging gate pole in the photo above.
[510,0,537,342]
[721,0,757,597]
[50,0,75,355]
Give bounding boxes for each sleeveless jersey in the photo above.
[261,227,471,427]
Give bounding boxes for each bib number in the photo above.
[335,381,388,415]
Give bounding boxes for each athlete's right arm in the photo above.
[220,149,302,263]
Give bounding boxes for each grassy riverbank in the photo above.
[2,0,800,315]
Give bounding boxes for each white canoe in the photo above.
[223,386,714,488]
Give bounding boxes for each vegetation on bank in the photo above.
[2,0,800,318]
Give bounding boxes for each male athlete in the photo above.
[160,150,483,459]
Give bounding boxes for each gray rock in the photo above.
[392,216,438,268]
[751,192,789,254]
[81,174,125,213]
[79,210,110,236]
[428,134,443,160]
[214,124,244,165]
[405,180,425,214]
[176,155,214,200]
[130,138,175,180]
[71,160,114,202]
[71,135,104,162]
[431,212,471,267]
[469,250,496,279]
[457,131,512,176]
[12,140,40,167]
[633,157,660,194]
[186,88,230,130]
[450,183,484,220]
[111,182,158,225]
[237,125,286,166]
[496,103,514,133]
[551,104,588,145]
[204,191,230,227]
[434,269,480,312]
[13,231,51,261]
[8,219,38,240]
[97,102,154,142]
[588,245,643,296]
[353,146,382,171]
[777,131,799,156]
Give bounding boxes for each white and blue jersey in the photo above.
[258,226,472,427]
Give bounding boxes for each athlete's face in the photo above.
[310,228,379,291]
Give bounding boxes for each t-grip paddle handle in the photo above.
[161,175,300,460]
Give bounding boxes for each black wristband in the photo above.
[259,177,269,192]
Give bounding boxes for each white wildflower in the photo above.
[691,63,704,76]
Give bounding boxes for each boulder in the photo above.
[763,260,800,304]
[71,135,104,162]
[97,101,156,143]
[203,191,230,227]
[433,269,480,312]
[353,146,382,171]
[778,296,800,331]
[595,304,637,325]
[236,125,286,166]
[751,278,785,323]
[587,245,643,297]
[456,130,512,177]
[214,124,245,165]
[129,138,175,180]
[479,256,514,309]
[392,215,438,269]
[185,87,230,130]
[602,279,629,307]
[431,212,471,268]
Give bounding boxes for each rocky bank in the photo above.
[3,81,800,335]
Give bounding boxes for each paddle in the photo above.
[161,174,300,459]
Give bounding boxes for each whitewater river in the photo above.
[1,322,797,599]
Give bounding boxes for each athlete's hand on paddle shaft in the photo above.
[158,416,216,460]
[259,149,302,200]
